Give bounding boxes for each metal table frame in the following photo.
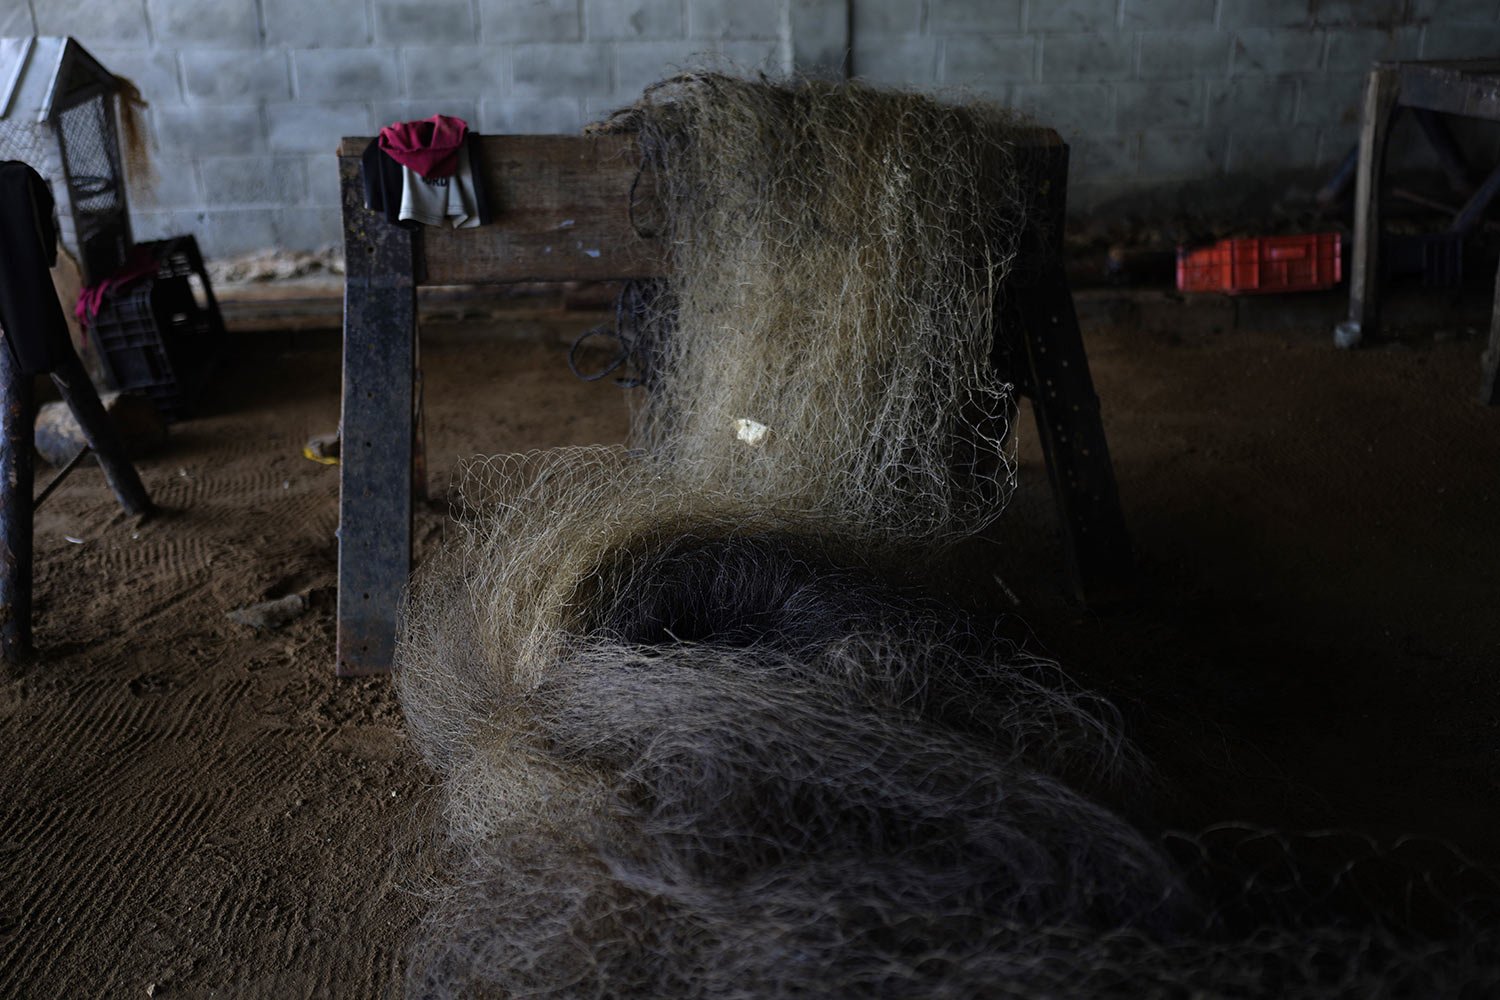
[1341,58,1500,404]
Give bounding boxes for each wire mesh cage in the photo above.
[0,36,132,283]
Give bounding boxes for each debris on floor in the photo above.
[33,391,167,467]
[205,247,344,286]
[226,593,308,630]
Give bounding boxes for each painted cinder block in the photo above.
[1137,128,1227,177]
[1115,80,1203,131]
[1120,0,1217,29]
[479,97,588,134]
[1136,30,1232,80]
[689,0,785,40]
[200,207,280,255]
[614,40,707,95]
[1226,126,1321,171]
[1294,74,1367,126]
[1312,0,1409,26]
[403,47,511,100]
[1419,23,1500,58]
[182,50,293,104]
[147,0,260,46]
[93,48,183,104]
[513,43,613,97]
[199,155,310,207]
[304,151,347,206]
[35,0,149,46]
[585,0,685,40]
[0,2,35,35]
[1040,34,1134,82]
[1027,0,1117,34]
[153,105,267,157]
[928,0,1024,34]
[478,0,584,42]
[272,206,342,251]
[851,0,922,38]
[852,37,940,85]
[1323,26,1422,72]
[944,36,1038,87]
[790,0,849,74]
[262,0,371,47]
[1411,0,1500,22]
[1206,77,1299,128]
[373,100,482,132]
[265,102,373,155]
[129,157,204,209]
[1070,134,1140,181]
[1218,0,1316,28]
[1014,81,1116,134]
[294,49,403,102]
[374,2,476,45]
[1230,28,1325,75]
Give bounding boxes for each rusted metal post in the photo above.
[48,351,152,517]
[0,336,34,664]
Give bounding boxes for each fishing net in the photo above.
[588,73,1034,542]
[395,76,1500,997]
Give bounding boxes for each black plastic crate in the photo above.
[1384,232,1464,288]
[87,235,226,419]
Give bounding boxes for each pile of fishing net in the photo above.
[395,76,1500,997]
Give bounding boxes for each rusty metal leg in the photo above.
[1340,66,1401,349]
[1481,255,1500,406]
[336,154,417,676]
[0,338,34,664]
[48,351,153,517]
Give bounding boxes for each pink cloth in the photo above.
[75,245,159,328]
[378,114,469,179]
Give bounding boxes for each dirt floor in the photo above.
[0,294,1496,997]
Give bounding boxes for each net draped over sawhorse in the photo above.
[333,132,1132,676]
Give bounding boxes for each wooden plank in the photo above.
[1399,62,1500,119]
[337,129,1063,286]
[340,134,666,284]
[336,152,417,676]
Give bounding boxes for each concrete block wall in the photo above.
[3,0,1498,254]
[4,0,791,254]
[852,0,1500,216]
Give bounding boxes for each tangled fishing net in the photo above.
[396,76,1500,997]
[591,73,1033,542]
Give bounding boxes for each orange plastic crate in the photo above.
[1176,233,1342,294]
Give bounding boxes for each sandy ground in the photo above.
[0,298,1496,997]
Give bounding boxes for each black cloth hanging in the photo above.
[0,161,74,375]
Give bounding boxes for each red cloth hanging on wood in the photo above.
[74,244,159,329]
[378,114,469,179]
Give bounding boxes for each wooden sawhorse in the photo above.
[1339,58,1500,404]
[334,131,1132,675]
